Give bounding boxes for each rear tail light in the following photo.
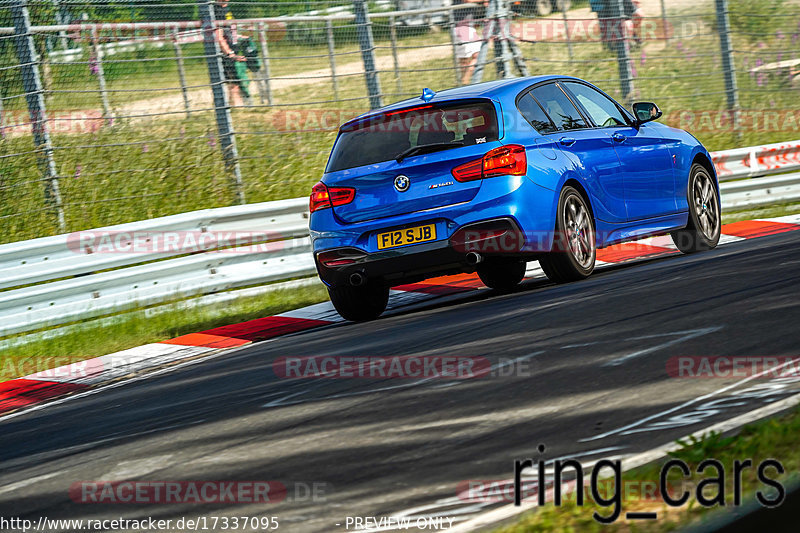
[310,182,330,213]
[483,144,527,178]
[450,158,483,182]
[309,182,355,213]
[451,144,527,182]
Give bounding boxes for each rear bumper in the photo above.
[310,175,560,287]
[315,218,528,287]
[315,240,470,287]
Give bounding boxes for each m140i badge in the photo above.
[394,175,410,192]
[429,181,454,190]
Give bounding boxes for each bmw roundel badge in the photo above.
[394,175,410,192]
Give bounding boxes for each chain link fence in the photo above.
[0,0,798,244]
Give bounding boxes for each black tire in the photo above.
[476,259,527,291]
[539,186,596,283]
[671,163,721,254]
[327,283,389,322]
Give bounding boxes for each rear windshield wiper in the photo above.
[395,141,464,163]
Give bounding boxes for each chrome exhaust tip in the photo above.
[466,252,483,265]
[349,272,366,287]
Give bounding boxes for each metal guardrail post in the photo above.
[613,0,634,102]
[90,25,113,125]
[257,22,273,106]
[198,0,246,205]
[715,0,740,137]
[11,0,66,233]
[353,0,383,110]
[388,15,404,93]
[172,28,192,117]
[326,19,340,100]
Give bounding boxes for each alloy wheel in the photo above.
[564,194,594,269]
[693,169,720,240]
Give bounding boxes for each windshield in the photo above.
[325,100,499,172]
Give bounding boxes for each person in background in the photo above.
[453,0,488,85]
[215,0,250,106]
[592,0,643,50]
[624,0,643,45]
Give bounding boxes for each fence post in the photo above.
[388,15,404,93]
[0,93,5,138]
[561,2,573,62]
[659,0,669,43]
[326,19,340,100]
[353,0,382,110]
[90,25,113,125]
[11,0,66,233]
[447,8,461,85]
[172,28,191,117]
[198,0,246,204]
[613,0,634,102]
[52,0,70,50]
[257,22,272,106]
[715,0,740,134]
[497,0,512,78]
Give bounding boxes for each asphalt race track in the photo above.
[2,230,800,532]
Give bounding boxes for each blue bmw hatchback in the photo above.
[310,75,721,321]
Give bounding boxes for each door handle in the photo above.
[611,132,626,142]
[559,137,576,146]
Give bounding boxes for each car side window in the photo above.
[517,93,558,134]
[562,81,629,128]
[529,83,587,131]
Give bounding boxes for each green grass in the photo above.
[495,406,800,532]
[2,8,800,244]
[721,201,800,224]
[0,282,329,382]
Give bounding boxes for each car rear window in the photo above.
[326,100,499,172]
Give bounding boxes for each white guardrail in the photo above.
[2,141,800,338]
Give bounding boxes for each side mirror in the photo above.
[632,102,662,125]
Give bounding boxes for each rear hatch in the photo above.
[323,99,501,224]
